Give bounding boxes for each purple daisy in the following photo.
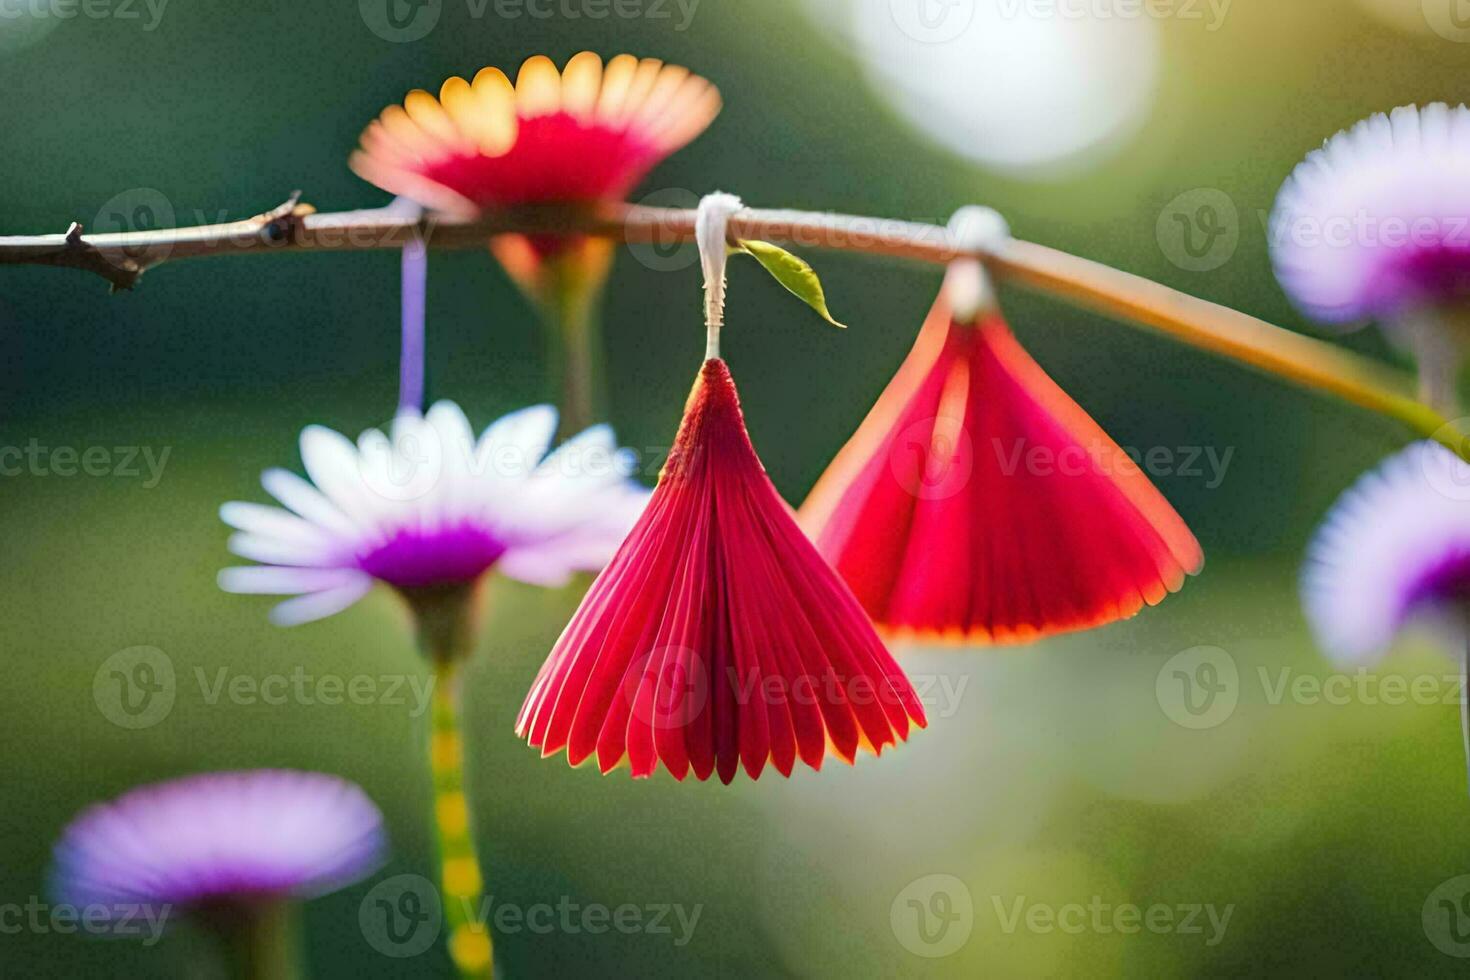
[1302,440,1470,665]
[219,402,649,626]
[51,769,387,912]
[1270,104,1470,412]
[1270,103,1470,327]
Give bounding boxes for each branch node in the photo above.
[59,221,143,292]
[259,191,314,245]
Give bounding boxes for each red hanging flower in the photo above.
[517,359,927,783]
[799,296,1204,644]
[350,51,720,293]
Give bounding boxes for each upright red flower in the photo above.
[517,359,927,783]
[350,52,721,430]
[799,294,1204,644]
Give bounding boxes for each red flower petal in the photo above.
[517,359,926,782]
[350,53,720,213]
[800,300,1204,644]
[351,53,719,300]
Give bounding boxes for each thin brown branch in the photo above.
[0,194,1447,442]
[0,193,318,291]
[0,198,959,283]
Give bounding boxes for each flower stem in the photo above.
[200,900,301,980]
[545,282,602,438]
[404,584,493,976]
[533,244,611,438]
[429,661,494,978]
[1461,629,1469,800]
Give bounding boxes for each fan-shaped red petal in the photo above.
[800,302,1203,644]
[518,359,926,782]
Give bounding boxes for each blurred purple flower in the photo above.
[1271,103,1470,326]
[51,770,386,912]
[1302,440,1470,664]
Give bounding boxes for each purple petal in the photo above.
[52,770,387,913]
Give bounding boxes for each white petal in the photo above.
[218,566,364,595]
[475,405,557,482]
[497,527,628,584]
[537,424,617,472]
[533,424,630,490]
[495,550,577,588]
[497,487,647,584]
[261,468,362,541]
[353,413,449,528]
[227,532,344,568]
[508,474,651,544]
[300,425,390,533]
[268,579,375,626]
[499,423,640,538]
[427,400,475,451]
[220,501,338,548]
[427,400,477,526]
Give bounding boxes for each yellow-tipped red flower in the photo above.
[351,52,720,431]
[351,52,719,219]
[350,51,719,285]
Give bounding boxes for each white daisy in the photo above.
[219,402,649,626]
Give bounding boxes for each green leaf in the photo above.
[734,240,846,328]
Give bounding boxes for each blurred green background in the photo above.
[3,0,1470,975]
